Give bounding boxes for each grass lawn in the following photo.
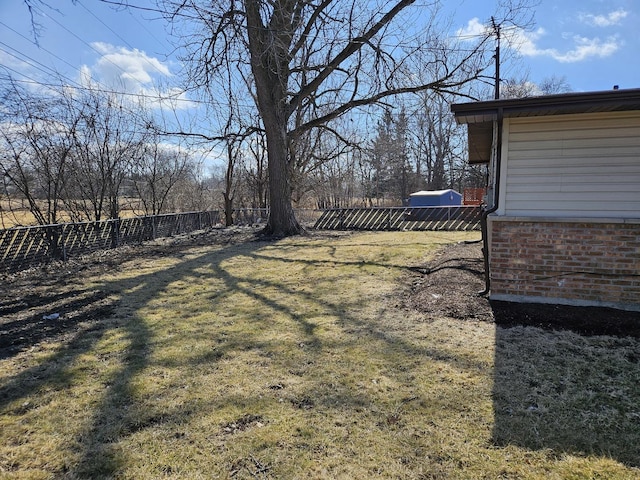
[1,230,639,479]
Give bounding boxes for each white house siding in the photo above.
[497,112,640,218]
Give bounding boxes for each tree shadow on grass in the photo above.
[1,233,495,478]
[69,242,281,477]
[0,289,115,360]
[0,239,271,477]
[244,247,491,374]
[492,304,640,468]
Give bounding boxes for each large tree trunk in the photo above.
[245,0,303,237]
[263,120,302,235]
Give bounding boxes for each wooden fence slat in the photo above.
[313,206,481,232]
[0,210,221,274]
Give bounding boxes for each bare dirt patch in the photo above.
[404,240,640,338]
[404,240,490,321]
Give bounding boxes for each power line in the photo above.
[0,43,69,83]
[121,4,173,52]
[0,20,86,81]
[29,3,150,90]
[2,1,506,117]
[98,0,200,20]
[0,66,203,139]
[76,0,172,79]
[0,19,200,106]
[1,73,206,106]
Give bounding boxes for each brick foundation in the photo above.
[489,218,640,311]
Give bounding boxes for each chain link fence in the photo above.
[0,207,473,273]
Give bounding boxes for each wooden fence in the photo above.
[314,206,481,231]
[0,207,478,273]
[0,211,220,274]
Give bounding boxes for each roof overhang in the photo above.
[451,88,640,164]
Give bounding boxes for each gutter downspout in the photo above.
[478,109,503,296]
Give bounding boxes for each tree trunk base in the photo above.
[260,220,306,238]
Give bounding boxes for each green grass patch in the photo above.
[1,231,639,479]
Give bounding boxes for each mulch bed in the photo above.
[405,240,640,339]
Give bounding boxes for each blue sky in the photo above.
[0,0,638,109]
[455,0,639,93]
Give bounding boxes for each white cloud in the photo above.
[458,11,624,64]
[580,9,628,27]
[505,27,547,57]
[89,42,171,91]
[552,36,620,62]
[505,27,621,63]
[75,43,196,111]
[456,18,490,39]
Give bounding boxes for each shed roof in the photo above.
[409,189,460,196]
[451,88,640,164]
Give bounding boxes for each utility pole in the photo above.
[491,17,500,100]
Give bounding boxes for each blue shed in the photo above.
[408,189,462,207]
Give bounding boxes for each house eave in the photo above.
[451,88,640,164]
[451,88,640,125]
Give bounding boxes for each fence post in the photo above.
[110,218,120,249]
[60,224,67,262]
[45,224,65,261]
[46,225,53,261]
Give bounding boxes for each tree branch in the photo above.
[287,0,415,118]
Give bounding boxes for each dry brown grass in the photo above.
[1,230,639,479]
[0,199,143,228]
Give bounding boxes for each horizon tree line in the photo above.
[12,0,542,234]
[1,70,569,228]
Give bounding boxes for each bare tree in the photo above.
[131,137,193,216]
[538,75,572,95]
[243,127,269,210]
[412,92,461,190]
[159,0,533,236]
[367,109,395,205]
[392,107,411,201]
[168,162,215,212]
[218,77,252,226]
[0,77,78,226]
[312,146,360,209]
[220,135,243,226]
[64,87,145,222]
[502,74,572,99]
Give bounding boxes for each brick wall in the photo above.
[489,218,640,310]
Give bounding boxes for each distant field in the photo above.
[0,199,145,228]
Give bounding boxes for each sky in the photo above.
[0,0,638,122]
[454,0,639,93]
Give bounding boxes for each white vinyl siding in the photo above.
[499,112,640,218]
